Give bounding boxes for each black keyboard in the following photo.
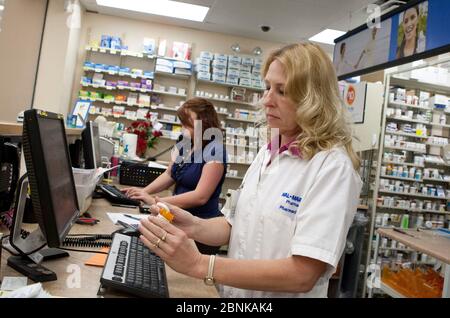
[100,233,169,298]
[98,184,141,206]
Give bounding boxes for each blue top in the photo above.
[170,139,227,219]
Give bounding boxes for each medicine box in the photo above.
[240,71,252,79]
[212,59,227,69]
[228,61,241,71]
[240,65,251,72]
[239,78,251,87]
[226,77,239,85]
[229,55,242,64]
[156,58,173,67]
[212,74,226,83]
[214,53,228,62]
[212,67,227,77]
[197,72,211,81]
[199,51,213,60]
[227,69,240,78]
[174,68,192,76]
[242,57,254,66]
[196,57,211,66]
[196,64,210,73]
[155,65,174,74]
[173,60,192,69]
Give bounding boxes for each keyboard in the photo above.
[100,233,169,298]
[98,184,141,206]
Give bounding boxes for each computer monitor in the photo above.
[82,121,101,169]
[19,109,80,247]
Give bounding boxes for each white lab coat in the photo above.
[221,145,362,297]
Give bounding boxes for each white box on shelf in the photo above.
[226,77,239,85]
[199,51,213,60]
[228,55,242,64]
[163,114,176,122]
[242,57,254,66]
[429,94,449,109]
[212,59,227,69]
[227,69,240,78]
[252,69,261,76]
[239,78,251,87]
[178,88,186,95]
[195,64,210,73]
[173,60,192,69]
[240,65,251,72]
[252,79,263,88]
[168,86,178,94]
[155,65,174,73]
[240,71,252,79]
[156,58,173,67]
[254,58,263,67]
[212,67,227,77]
[197,72,211,81]
[174,68,192,76]
[228,61,241,71]
[214,53,228,62]
[213,74,226,83]
[196,57,211,66]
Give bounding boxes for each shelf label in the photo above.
[131,75,137,79]
[137,53,143,58]
[100,48,106,53]
[110,49,117,54]
[106,86,114,90]
[92,84,99,88]
[130,88,136,91]
[92,47,98,52]
[108,71,117,75]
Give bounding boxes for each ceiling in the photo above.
[80,0,380,51]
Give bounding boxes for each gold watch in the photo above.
[203,255,216,286]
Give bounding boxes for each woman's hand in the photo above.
[149,200,199,238]
[129,192,156,205]
[139,215,203,278]
[121,187,143,197]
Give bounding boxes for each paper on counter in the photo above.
[1,277,28,292]
[107,212,149,226]
[148,161,168,169]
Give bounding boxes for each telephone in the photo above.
[0,138,20,213]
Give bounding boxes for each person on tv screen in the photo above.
[354,27,378,70]
[396,5,426,59]
[335,42,352,76]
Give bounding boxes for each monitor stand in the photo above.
[5,174,69,282]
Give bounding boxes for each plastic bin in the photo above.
[72,168,97,214]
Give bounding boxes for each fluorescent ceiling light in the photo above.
[96,0,209,22]
[0,5,4,11]
[309,29,346,45]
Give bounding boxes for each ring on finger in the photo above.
[154,238,162,248]
[161,231,167,242]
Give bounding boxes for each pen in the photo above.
[124,214,141,221]
[393,228,416,238]
[112,203,137,209]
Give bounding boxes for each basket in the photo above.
[119,161,165,187]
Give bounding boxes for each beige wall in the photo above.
[70,12,286,110]
[0,0,47,122]
[34,0,84,117]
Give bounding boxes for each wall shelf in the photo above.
[197,79,265,92]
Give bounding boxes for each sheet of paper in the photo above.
[1,277,28,291]
[107,212,149,226]
[148,161,168,169]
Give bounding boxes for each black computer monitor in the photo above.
[21,109,80,247]
[82,121,101,169]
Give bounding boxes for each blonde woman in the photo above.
[139,43,362,297]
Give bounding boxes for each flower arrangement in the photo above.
[126,113,163,157]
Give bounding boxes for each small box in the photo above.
[228,55,242,64]
[240,71,252,79]
[242,57,254,66]
[214,53,228,62]
[197,72,211,81]
[226,77,239,85]
[227,69,240,78]
[239,78,251,87]
[240,65,251,72]
[252,69,261,76]
[252,79,263,88]
[212,59,227,69]
[174,68,192,76]
[173,60,192,69]
[119,67,131,75]
[100,35,111,48]
[196,64,210,73]
[155,65,174,74]
[156,58,173,67]
[212,67,227,77]
[110,36,122,50]
[143,38,156,55]
[196,57,211,66]
[212,74,226,83]
[163,114,176,122]
[228,61,241,70]
[254,58,263,67]
[199,51,213,60]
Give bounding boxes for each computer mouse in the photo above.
[115,227,141,237]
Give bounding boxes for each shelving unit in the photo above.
[376,228,450,298]
[365,66,450,298]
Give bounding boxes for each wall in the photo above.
[352,82,384,152]
[33,0,84,117]
[0,0,48,122]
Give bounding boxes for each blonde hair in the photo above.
[262,42,360,170]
